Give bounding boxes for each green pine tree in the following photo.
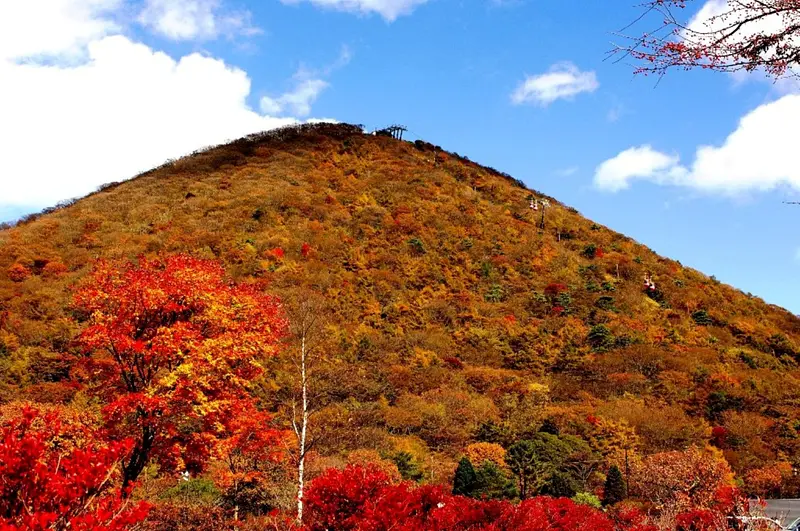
[392,451,423,482]
[453,457,477,496]
[603,465,626,506]
[473,461,518,500]
[542,472,577,498]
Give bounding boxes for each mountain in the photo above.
[2,122,800,496]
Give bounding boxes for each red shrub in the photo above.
[304,465,619,531]
[304,464,394,531]
[7,263,30,282]
[544,283,568,297]
[497,497,615,531]
[0,407,150,530]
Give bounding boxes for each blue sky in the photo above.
[1,0,799,313]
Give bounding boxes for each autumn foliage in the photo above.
[0,407,150,530]
[1,124,800,528]
[72,254,287,486]
[302,464,758,531]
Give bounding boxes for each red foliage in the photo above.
[674,509,722,531]
[304,464,395,530]
[710,426,728,448]
[608,505,658,531]
[497,497,614,531]
[72,254,287,487]
[7,263,30,283]
[215,408,287,500]
[301,242,312,258]
[544,283,568,297]
[304,464,620,531]
[270,247,285,259]
[0,407,150,530]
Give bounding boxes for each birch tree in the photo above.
[284,293,327,525]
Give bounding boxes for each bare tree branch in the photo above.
[612,0,800,79]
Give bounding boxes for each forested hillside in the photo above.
[2,123,800,527]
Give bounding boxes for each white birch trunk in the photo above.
[296,332,308,525]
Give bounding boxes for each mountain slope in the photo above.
[2,123,800,493]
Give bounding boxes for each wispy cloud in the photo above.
[511,62,598,106]
[280,0,430,22]
[260,46,352,117]
[138,0,260,41]
[556,166,579,177]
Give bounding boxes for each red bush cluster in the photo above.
[0,407,151,530]
[302,465,758,531]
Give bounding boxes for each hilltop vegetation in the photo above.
[2,123,800,526]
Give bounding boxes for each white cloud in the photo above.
[138,0,259,40]
[594,93,800,194]
[0,0,327,209]
[261,78,330,117]
[595,146,685,192]
[260,46,351,117]
[555,166,579,177]
[279,0,430,22]
[511,63,598,106]
[686,0,790,47]
[0,0,121,60]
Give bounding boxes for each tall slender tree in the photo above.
[283,291,328,525]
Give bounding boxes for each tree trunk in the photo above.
[296,333,308,525]
[122,426,155,495]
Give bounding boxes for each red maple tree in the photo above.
[72,254,287,489]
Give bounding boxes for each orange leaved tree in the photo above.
[73,254,287,490]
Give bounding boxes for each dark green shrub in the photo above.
[692,310,713,326]
[588,325,614,352]
[603,465,626,506]
[392,451,424,482]
[408,237,426,255]
[595,296,615,311]
[473,461,517,500]
[453,457,477,496]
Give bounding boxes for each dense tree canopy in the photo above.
[1,124,800,528]
[72,254,287,487]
